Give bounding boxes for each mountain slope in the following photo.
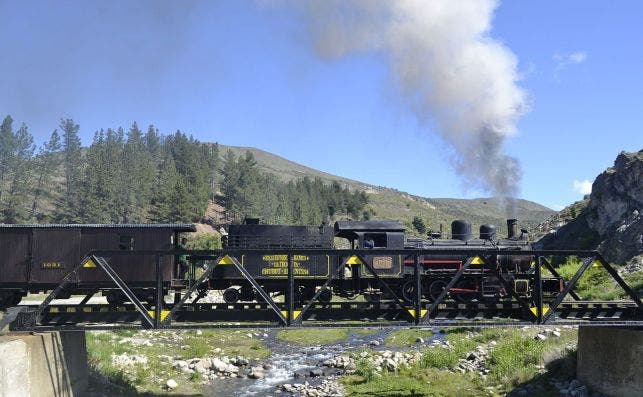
[218,145,368,188]
[218,144,555,235]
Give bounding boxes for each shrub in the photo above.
[355,357,378,382]
[188,232,221,250]
[421,347,459,369]
[489,334,544,383]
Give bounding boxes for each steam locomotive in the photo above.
[0,219,563,309]
[213,218,563,304]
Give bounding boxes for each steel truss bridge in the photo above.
[5,249,642,331]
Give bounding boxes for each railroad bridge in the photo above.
[2,248,640,331]
[1,248,641,396]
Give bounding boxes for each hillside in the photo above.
[218,145,368,188]
[218,144,555,236]
[0,114,554,233]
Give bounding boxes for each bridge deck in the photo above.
[6,300,641,331]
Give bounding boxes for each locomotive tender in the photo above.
[0,219,563,309]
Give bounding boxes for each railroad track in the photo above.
[6,300,641,331]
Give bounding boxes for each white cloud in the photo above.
[553,51,587,80]
[551,204,565,211]
[567,51,587,64]
[554,51,587,68]
[573,179,592,195]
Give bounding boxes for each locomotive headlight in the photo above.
[514,279,530,294]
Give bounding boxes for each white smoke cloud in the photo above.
[296,0,528,213]
[573,179,592,195]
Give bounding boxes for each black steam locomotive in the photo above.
[212,218,563,304]
[0,219,563,309]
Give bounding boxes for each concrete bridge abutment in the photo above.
[0,331,88,397]
[577,326,643,397]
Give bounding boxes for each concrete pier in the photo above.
[577,327,643,397]
[0,332,88,397]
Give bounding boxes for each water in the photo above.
[204,342,341,396]
[204,328,443,396]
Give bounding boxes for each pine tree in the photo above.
[412,216,427,234]
[151,154,180,222]
[219,149,240,221]
[56,118,83,222]
[144,124,161,160]
[0,115,14,205]
[207,143,219,202]
[78,130,110,222]
[120,122,154,222]
[31,130,62,220]
[1,123,35,222]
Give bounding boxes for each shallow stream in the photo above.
[204,328,443,396]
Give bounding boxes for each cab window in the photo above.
[364,233,387,248]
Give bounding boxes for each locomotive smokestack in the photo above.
[507,219,518,239]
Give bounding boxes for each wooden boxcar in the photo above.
[0,224,195,306]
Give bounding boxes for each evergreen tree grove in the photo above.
[0,115,369,225]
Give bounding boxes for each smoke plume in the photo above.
[298,0,527,213]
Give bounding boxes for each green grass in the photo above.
[553,257,643,300]
[276,328,350,345]
[184,329,270,359]
[385,329,434,347]
[488,333,545,385]
[344,327,579,397]
[355,357,378,382]
[419,330,477,370]
[344,367,486,397]
[353,328,379,336]
[86,329,270,395]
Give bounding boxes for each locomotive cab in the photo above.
[333,221,406,299]
[334,220,405,250]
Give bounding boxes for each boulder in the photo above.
[210,357,228,372]
[166,379,178,389]
[248,366,265,379]
[235,357,250,366]
[310,368,323,377]
[193,359,211,373]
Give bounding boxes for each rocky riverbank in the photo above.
[83,325,599,397]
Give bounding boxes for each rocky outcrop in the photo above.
[538,150,642,265]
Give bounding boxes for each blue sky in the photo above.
[0,1,641,210]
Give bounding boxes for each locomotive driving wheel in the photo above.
[400,280,420,302]
[428,280,448,302]
[105,291,126,305]
[317,288,332,303]
[223,288,240,303]
[453,279,478,303]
